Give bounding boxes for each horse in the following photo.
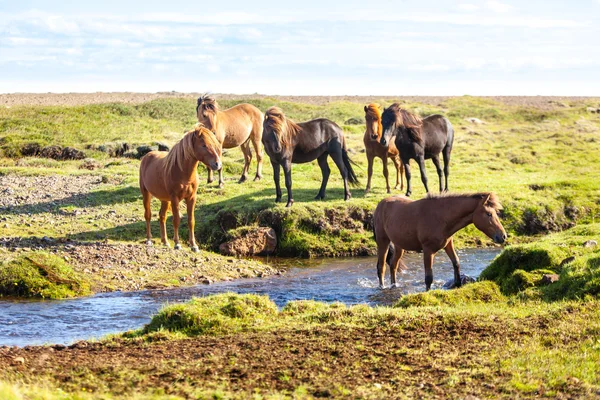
[196,95,264,187]
[139,124,222,252]
[379,104,454,197]
[363,103,404,193]
[373,192,506,290]
[262,106,359,207]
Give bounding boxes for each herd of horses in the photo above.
[139,96,507,290]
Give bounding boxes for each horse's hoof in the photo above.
[364,188,370,194]
[387,189,391,194]
[238,176,247,184]
[253,175,262,182]
[405,192,411,197]
[174,243,182,250]
[218,182,224,189]
[344,194,351,201]
[145,240,153,246]
[275,197,282,203]
[286,200,294,207]
[191,246,199,253]
[163,242,170,248]
[314,194,324,200]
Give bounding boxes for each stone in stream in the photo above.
[442,274,476,289]
[219,227,277,256]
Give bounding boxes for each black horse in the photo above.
[380,104,454,196]
[262,106,358,207]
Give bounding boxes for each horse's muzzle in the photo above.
[494,232,507,244]
[210,161,222,171]
[370,134,378,140]
[380,137,388,146]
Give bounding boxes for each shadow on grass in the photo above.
[2,186,141,215]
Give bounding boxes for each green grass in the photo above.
[0,252,91,299]
[1,96,599,257]
[394,281,506,307]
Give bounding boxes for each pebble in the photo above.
[13,357,25,365]
[583,240,597,248]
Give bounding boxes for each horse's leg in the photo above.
[142,187,153,245]
[315,152,330,200]
[442,146,451,192]
[186,196,198,252]
[272,161,282,203]
[431,155,444,193]
[282,160,294,207]
[217,166,224,188]
[444,238,461,288]
[365,152,374,193]
[382,154,391,194]
[170,197,182,250]
[389,247,405,288]
[392,155,404,191]
[423,248,435,291]
[417,156,429,194]
[206,166,213,184]
[159,201,170,247]
[252,134,263,181]
[376,239,390,288]
[238,141,252,184]
[403,158,412,197]
[330,146,350,201]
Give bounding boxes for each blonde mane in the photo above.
[364,103,383,138]
[426,192,503,211]
[165,124,219,173]
[264,106,302,147]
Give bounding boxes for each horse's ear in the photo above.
[364,105,368,112]
[481,194,491,205]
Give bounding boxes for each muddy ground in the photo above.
[1,92,596,109]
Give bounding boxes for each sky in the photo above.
[0,0,599,95]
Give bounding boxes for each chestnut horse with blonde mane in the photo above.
[197,95,263,187]
[140,124,222,252]
[363,103,404,193]
[380,104,454,197]
[262,106,359,207]
[374,192,506,290]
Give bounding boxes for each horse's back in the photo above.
[422,114,453,154]
[218,103,263,148]
[374,195,423,250]
[139,151,168,198]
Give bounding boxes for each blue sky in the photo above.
[1,0,599,95]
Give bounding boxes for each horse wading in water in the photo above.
[380,104,454,196]
[373,192,506,290]
[363,103,404,193]
[262,106,359,207]
[139,125,222,251]
[196,95,264,186]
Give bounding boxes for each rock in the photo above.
[443,274,476,289]
[219,227,277,256]
[583,240,597,248]
[465,117,484,125]
[586,107,600,114]
[540,274,559,285]
[156,142,170,152]
[136,145,158,159]
[21,142,42,156]
[344,117,363,125]
[52,344,66,351]
[79,158,102,170]
[13,356,25,365]
[560,256,575,267]
[40,145,63,159]
[61,147,86,160]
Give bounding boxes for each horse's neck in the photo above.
[442,197,478,237]
[169,151,199,183]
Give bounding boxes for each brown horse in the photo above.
[380,104,454,197]
[196,95,263,187]
[262,106,359,207]
[139,124,222,252]
[363,103,404,193]
[373,192,506,290]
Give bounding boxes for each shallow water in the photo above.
[0,248,500,347]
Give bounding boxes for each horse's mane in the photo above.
[196,94,219,113]
[165,124,219,173]
[264,106,302,147]
[426,192,503,211]
[364,103,383,137]
[385,103,423,145]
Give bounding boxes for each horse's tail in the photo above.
[342,149,360,187]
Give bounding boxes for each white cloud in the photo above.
[486,1,513,13]
[458,4,480,12]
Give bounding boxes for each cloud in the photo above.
[486,1,513,13]
[458,4,480,12]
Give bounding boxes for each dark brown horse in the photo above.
[262,106,358,207]
[380,104,454,196]
[373,192,506,290]
[140,124,222,252]
[363,103,404,193]
[197,95,264,187]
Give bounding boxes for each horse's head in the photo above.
[191,125,222,171]
[472,193,507,245]
[196,95,218,131]
[263,106,288,154]
[380,104,400,147]
[364,104,382,141]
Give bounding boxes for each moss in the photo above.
[543,253,600,301]
[0,252,91,299]
[502,268,557,295]
[394,281,506,308]
[143,293,278,336]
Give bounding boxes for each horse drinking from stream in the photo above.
[380,104,454,196]
[139,124,222,251]
[363,103,404,193]
[196,95,264,186]
[262,106,359,207]
[373,192,506,290]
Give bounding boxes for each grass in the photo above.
[1,96,599,259]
